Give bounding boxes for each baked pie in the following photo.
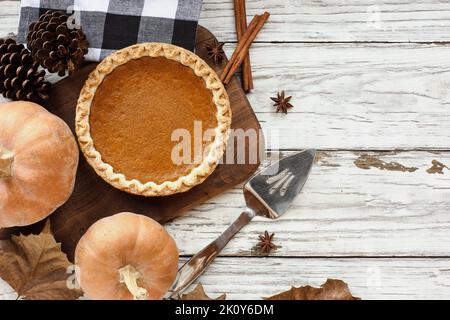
[76,43,231,196]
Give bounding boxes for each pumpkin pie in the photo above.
[76,43,231,196]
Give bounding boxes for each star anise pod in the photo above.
[256,231,277,254]
[270,90,294,114]
[205,39,225,65]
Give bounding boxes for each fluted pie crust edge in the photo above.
[75,43,231,197]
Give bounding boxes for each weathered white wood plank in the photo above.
[237,43,450,150]
[200,0,450,43]
[167,151,450,257]
[1,258,448,299]
[180,257,450,299]
[0,1,19,39]
[0,278,16,300]
[3,0,450,43]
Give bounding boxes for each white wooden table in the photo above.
[1,0,450,300]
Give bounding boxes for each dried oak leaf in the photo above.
[264,279,360,300]
[0,222,82,300]
[180,284,226,300]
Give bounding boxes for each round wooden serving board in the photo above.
[0,26,263,260]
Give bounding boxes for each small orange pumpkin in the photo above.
[75,212,179,300]
[0,101,79,228]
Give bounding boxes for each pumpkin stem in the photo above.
[0,146,14,179]
[119,265,148,300]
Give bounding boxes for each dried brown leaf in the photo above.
[0,221,82,300]
[264,279,360,300]
[180,284,226,300]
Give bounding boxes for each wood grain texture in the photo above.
[176,257,450,300]
[201,0,450,43]
[236,42,450,150]
[1,257,450,299]
[0,1,19,40]
[167,150,450,257]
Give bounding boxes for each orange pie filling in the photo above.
[89,57,218,185]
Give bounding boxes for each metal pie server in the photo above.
[170,149,316,298]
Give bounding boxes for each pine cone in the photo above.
[0,38,50,102]
[27,10,89,76]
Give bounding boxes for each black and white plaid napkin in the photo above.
[17,0,203,61]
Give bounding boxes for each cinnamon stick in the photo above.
[221,15,259,82]
[233,0,253,92]
[220,12,270,85]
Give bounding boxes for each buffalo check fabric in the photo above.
[17,0,203,61]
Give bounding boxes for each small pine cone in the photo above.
[0,38,50,102]
[27,10,89,76]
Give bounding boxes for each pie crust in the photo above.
[75,43,231,196]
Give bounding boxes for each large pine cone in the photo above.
[27,10,89,76]
[0,38,50,102]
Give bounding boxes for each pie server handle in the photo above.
[169,209,255,299]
